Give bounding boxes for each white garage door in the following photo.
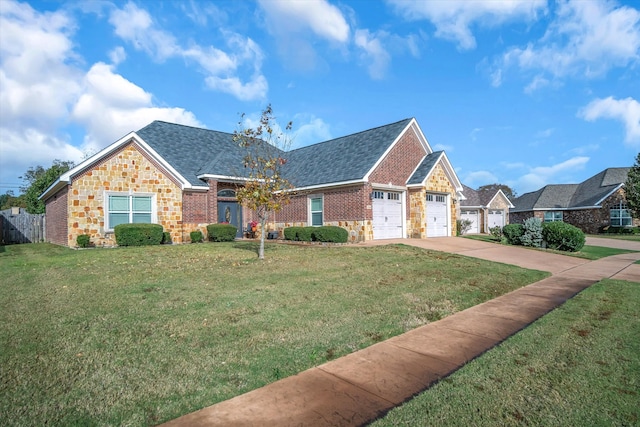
[460,209,479,234]
[488,209,504,229]
[372,191,403,239]
[426,194,448,237]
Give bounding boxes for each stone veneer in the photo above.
[67,143,183,247]
[409,163,457,237]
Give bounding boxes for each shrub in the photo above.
[76,234,90,248]
[489,226,503,241]
[312,226,348,243]
[161,232,172,245]
[456,219,473,235]
[296,227,315,242]
[502,224,524,245]
[520,217,543,248]
[190,230,203,243]
[114,223,163,246]
[284,227,302,241]
[206,224,237,242]
[542,221,585,252]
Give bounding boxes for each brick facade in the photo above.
[510,189,638,234]
[44,186,68,246]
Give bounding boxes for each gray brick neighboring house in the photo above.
[458,185,514,234]
[510,168,638,234]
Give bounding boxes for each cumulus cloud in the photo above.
[354,29,391,79]
[109,2,267,100]
[464,170,499,187]
[578,96,640,146]
[387,0,546,50]
[292,116,332,149]
[495,0,640,88]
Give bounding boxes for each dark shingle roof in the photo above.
[283,119,412,187]
[460,184,481,207]
[407,151,443,185]
[136,118,413,189]
[511,167,629,211]
[136,121,247,187]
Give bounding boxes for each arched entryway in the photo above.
[217,189,243,238]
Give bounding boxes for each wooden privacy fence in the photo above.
[0,208,45,244]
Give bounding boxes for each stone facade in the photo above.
[66,143,184,247]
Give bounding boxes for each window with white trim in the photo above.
[310,196,323,226]
[544,211,563,222]
[107,194,154,230]
[388,192,400,200]
[610,202,632,226]
[372,191,384,200]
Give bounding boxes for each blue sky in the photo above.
[1,0,639,197]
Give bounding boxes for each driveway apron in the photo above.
[159,237,640,427]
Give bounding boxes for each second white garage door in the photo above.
[460,209,479,234]
[426,194,449,237]
[488,209,504,229]
[372,191,403,239]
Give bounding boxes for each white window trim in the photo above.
[543,211,563,222]
[610,202,632,227]
[308,194,324,227]
[104,191,157,232]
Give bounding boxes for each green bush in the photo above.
[489,226,503,241]
[312,226,349,243]
[284,227,302,241]
[76,234,90,248]
[600,226,639,235]
[520,217,543,248]
[114,223,163,246]
[295,227,315,242]
[206,224,237,242]
[542,221,585,252]
[502,224,524,245]
[161,232,172,245]
[190,230,203,243]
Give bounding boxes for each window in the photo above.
[310,196,323,226]
[427,194,446,203]
[107,194,153,230]
[610,202,632,226]
[217,189,236,198]
[388,192,400,200]
[544,211,563,222]
[372,191,384,200]
[436,195,446,203]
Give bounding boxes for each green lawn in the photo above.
[0,242,547,427]
[371,278,640,426]
[588,234,640,242]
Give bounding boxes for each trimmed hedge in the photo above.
[207,224,237,242]
[312,226,349,243]
[190,230,203,243]
[542,221,585,252]
[502,223,524,245]
[284,226,348,243]
[114,223,163,246]
[161,232,172,245]
[76,234,90,248]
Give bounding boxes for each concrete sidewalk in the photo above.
[159,239,640,427]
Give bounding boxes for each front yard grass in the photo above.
[371,278,640,426]
[0,242,547,426]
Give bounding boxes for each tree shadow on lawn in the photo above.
[232,241,260,255]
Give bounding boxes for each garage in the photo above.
[426,193,448,237]
[372,190,403,239]
[460,209,479,234]
[488,209,504,229]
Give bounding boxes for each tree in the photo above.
[0,191,26,210]
[477,183,517,200]
[233,105,295,259]
[625,153,640,219]
[20,160,74,214]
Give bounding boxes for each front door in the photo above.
[217,202,243,238]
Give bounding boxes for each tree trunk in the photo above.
[259,217,266,259]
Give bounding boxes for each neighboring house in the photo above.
[510,167,638,233]
[40,118,463,247]
[458,185,514,233]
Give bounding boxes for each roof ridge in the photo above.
[146,120,234,136]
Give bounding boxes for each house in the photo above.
[40,118,463,247]
[510,167,638,233]
[458,185,514,233]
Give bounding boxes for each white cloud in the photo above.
[578,96,640,146]
[535,128,554,138]
[514,156,589,193]
[292,116,332,149]
[354,29,391,79]
[257,0,350,43]
[109,2,267,100]
[387,0,546,50]
[496,0,640,88]
[464,170,499,187]
[72,62,202,151]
